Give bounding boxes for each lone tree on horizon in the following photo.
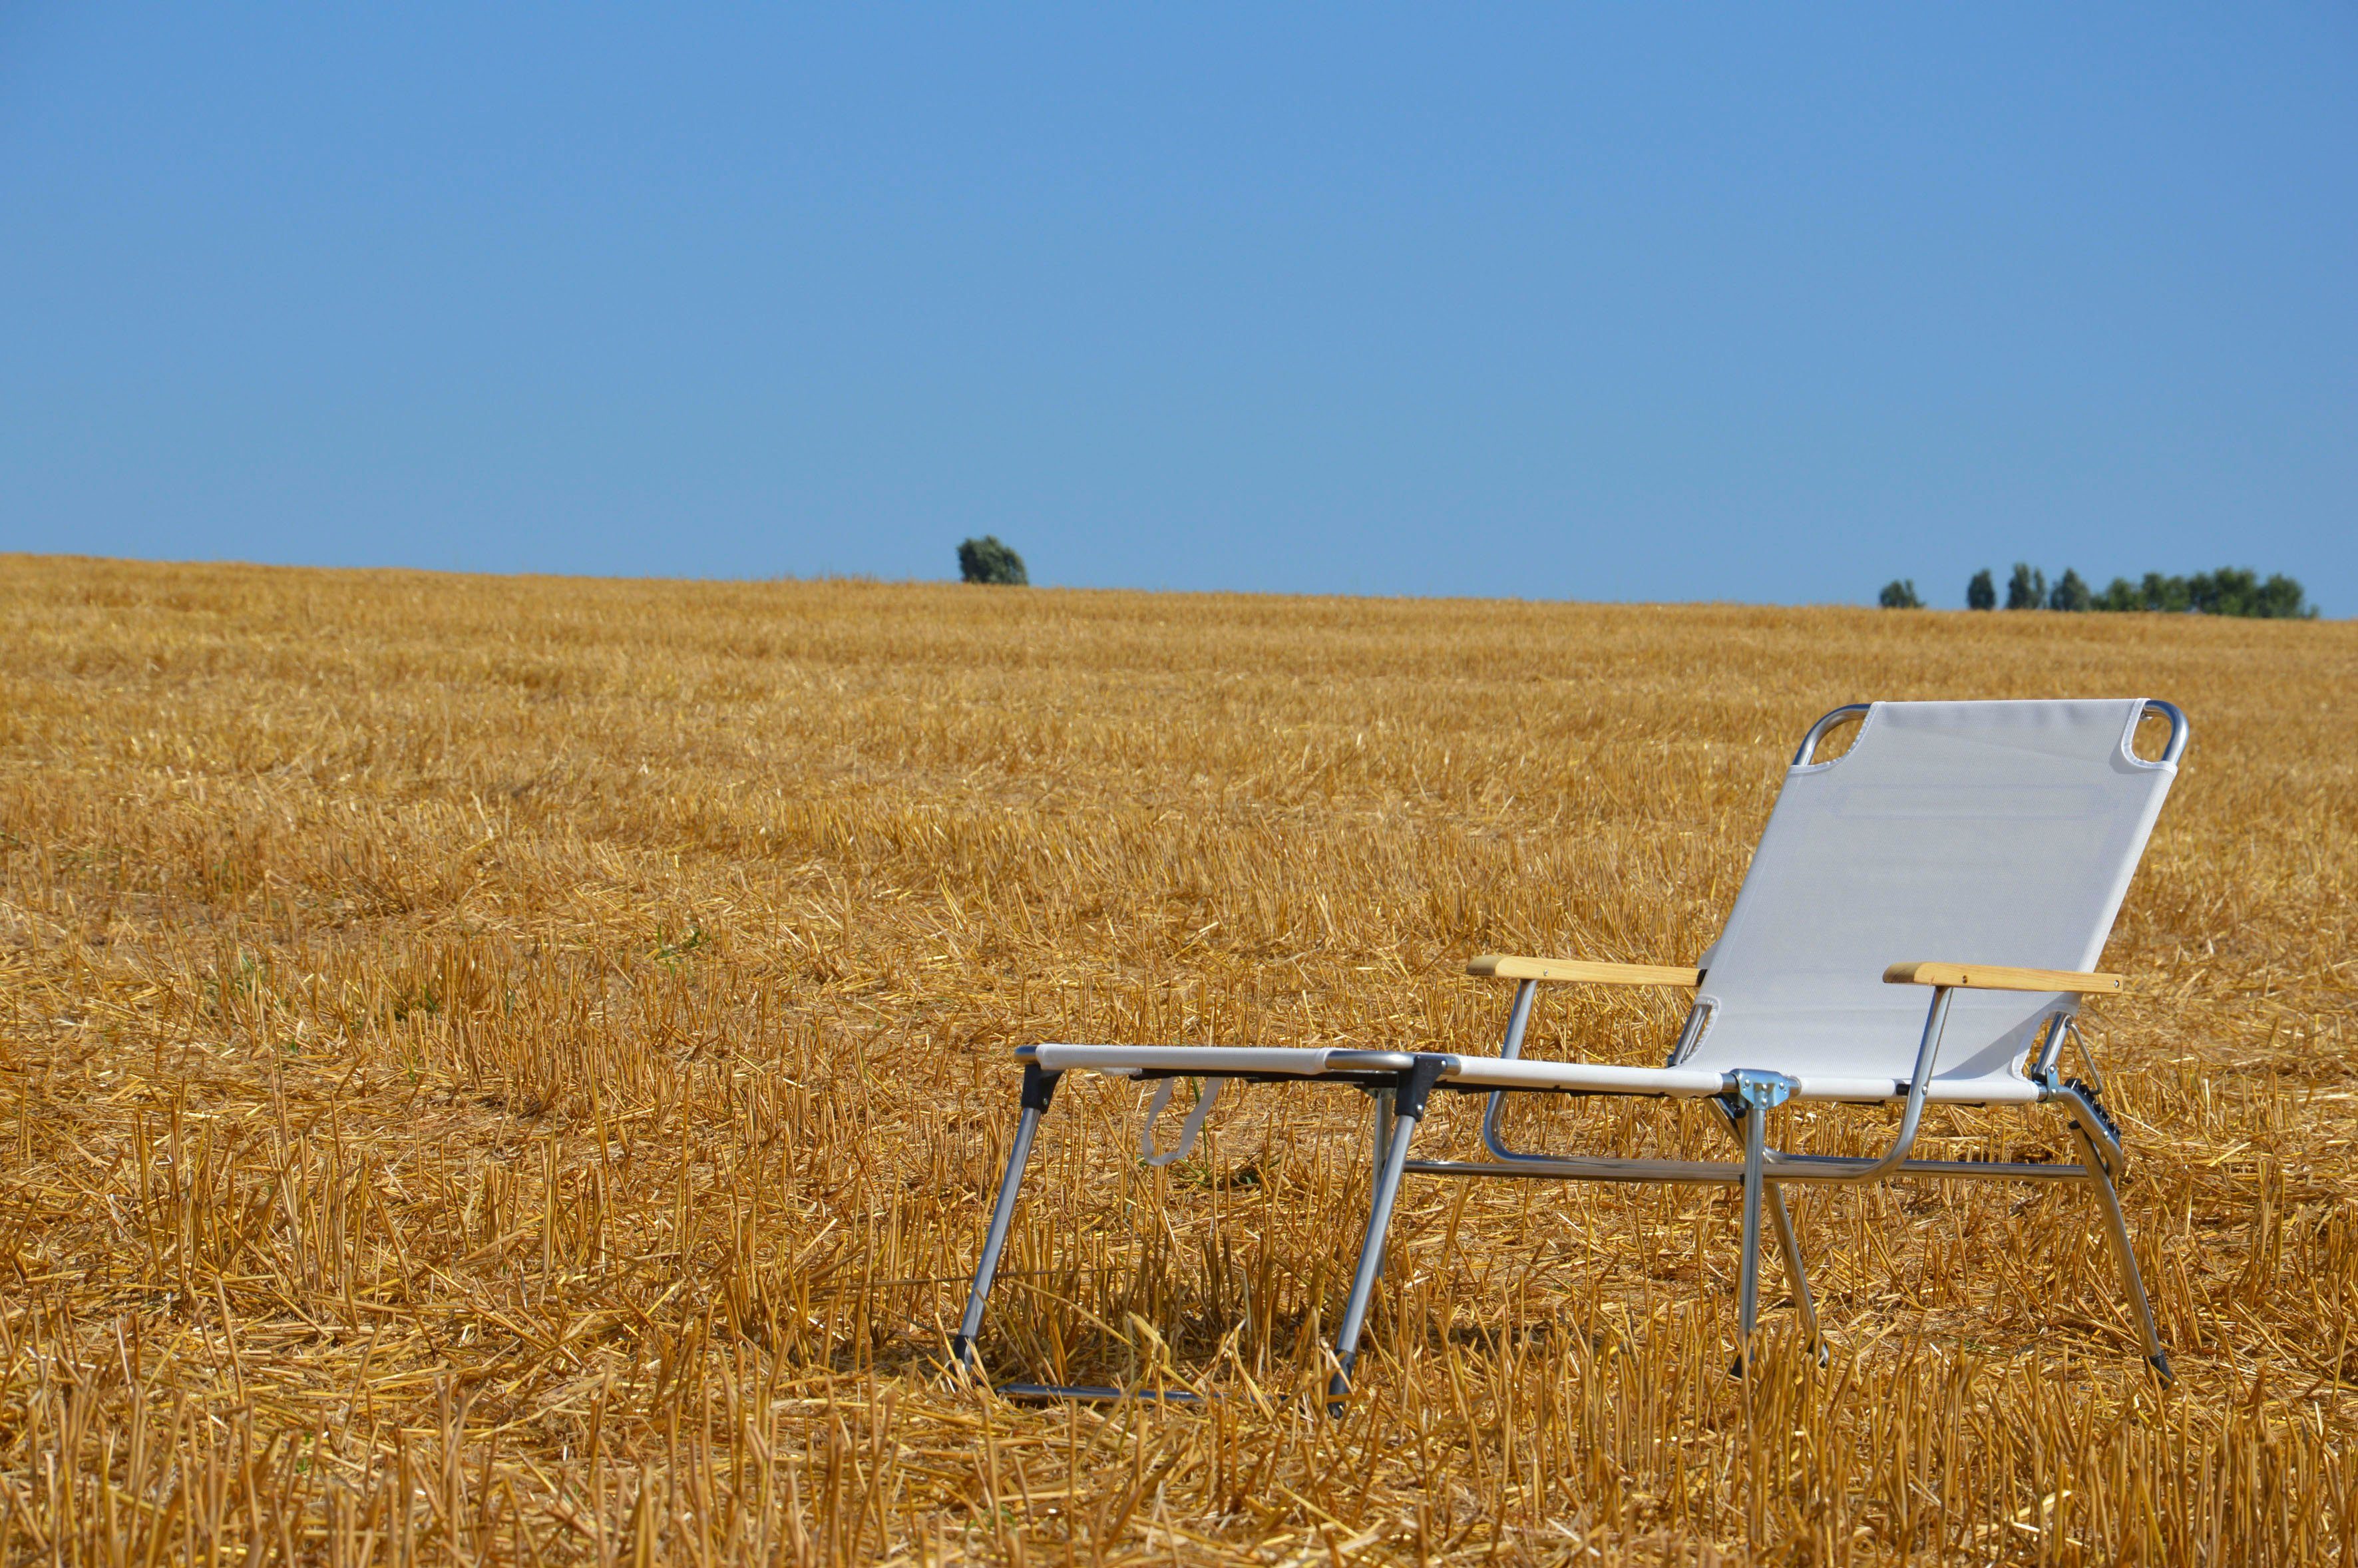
[1967,568,1996,610]
[958,536,1028,586]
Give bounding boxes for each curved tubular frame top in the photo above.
[1796,698,2188,769]
[1792,703,1873,766]
[2140,699,2190,765]
[1801,697,2188,768]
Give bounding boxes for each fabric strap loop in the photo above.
[1139,1078,1221,1166]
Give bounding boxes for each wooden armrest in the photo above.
[1467,955,1702,987]
[1883,962,2124,994]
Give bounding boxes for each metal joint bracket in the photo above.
[1394,1054,1448,1121]
[1728,1070,1798,1113]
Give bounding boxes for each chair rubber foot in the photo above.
[2148,1353,2174,1386]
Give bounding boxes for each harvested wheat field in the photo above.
[1,554,2354,1564]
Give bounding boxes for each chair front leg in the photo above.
[951,1064,1060,1378]
[1727,1070,1797,1374]
[1327,1056,1446,1416]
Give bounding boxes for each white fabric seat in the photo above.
[1676,699,2174,1098]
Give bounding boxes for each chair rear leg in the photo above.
[2068,1121,2172,1384]
[951,1064,1060,1378]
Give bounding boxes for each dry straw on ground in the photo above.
[1,554,2353,1563]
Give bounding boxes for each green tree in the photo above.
[2005,563,2046,610]
[2048,568,2092,612]
[1966,569,1996,610]
[2095,577,2141,612]
[2184,566,2314,618]
[2091,567,2312,618]
[1878,579,1923,609]
[2186,568,2248,616]
[957,536,1029,586]
[2253,573,2315,618]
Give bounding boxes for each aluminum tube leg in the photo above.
[2070,1122,2172,1383]
[1724,1070,1794,1377]
[1767,1187,1824,1360]
[1738,1097,1767,1348]
[1327,1105,1418,1415]
[1327,1058,1444,1416]
[951,1066,1059,1378]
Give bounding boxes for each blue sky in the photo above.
[3,7,2351,610]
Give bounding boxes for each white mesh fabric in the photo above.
[1680,699,2176,1096]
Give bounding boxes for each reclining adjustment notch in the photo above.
[2066,1079,2120,1140]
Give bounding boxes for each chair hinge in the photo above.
[1728,1070,1798,1111]
[1019,1064,1062,1111]
[1394,1056,1449,1120]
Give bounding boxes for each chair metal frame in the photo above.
[950,701,2188,1408]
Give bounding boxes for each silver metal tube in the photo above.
[1794,703,1873,765]
[2068,1119,2172,1382]
[1664,997,1717,1068]
[954,1103,1047,1370]
[1401,1153,2092,1183]
[1327,1099,1421,1412]
[1768,1187,1819,1350]
[2030,1011,2072,1085]
[2142,698,2190,764]
[2065,1018,2107,1097]
[1764,986,1953,1185]
[1477,980,1539,1161]
[1738,1093,1768,1342]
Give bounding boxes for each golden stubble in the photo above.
[0,554,2353,1563]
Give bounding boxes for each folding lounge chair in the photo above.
[952,699,2188,1406]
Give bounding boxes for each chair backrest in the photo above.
[1679,699,2180,1093]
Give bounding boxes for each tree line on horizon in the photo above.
[950,535,2317,617]
[1879,564,2315,618]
